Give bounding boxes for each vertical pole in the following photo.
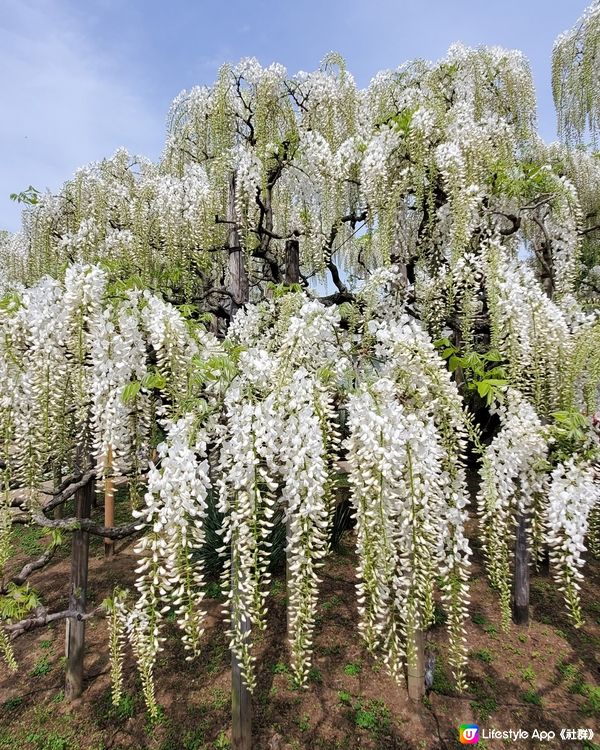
[407,627,425,701]
[231,562,252,750]
[65,477,93,701]
[513,512,530,625]
[104,446,114,558]
[284,238,300,285]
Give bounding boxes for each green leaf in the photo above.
[482,350,503,362]
[476,381,491,398]
[448,355,462,373]
[122,381,141,403]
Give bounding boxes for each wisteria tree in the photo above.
[2,2,600,747]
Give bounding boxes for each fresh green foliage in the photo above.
[343,662,361,676]
[435,341,508,406]
[9,185,40,205]
[30,655,52,677]
[472,648,494,664]
[547,410,599,464]
[521,689,542,706]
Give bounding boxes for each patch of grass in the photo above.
[30,655,52,677]
[40,639,53,650]
[213,732,230,750]
[182,723,208,750]
[210,688,229,711]
[271,661,289,675]
[472,648,493,664]
[471,696,497,721]
[2,695,23,710]
[206,636,228,676]
[432,603,447,626]
[521,689,542,706]
[520,666,536,685]
[308,666,322,684]
[343,662,361,676]
[321,595,341,611]
[296,713,310,732]
[338,690,352,705]
[471,612,486,625]
[182,729,205,750]
[558,661,586,694]
[431,660,454,696]
[517,633,527,643]
[14,525,46,555]
[24,733,72,750]
[270,580,285,596]
[483,623,498,636]
[205,581,223,600]
[112,692,135,720]
[580,684,600,716]
[145,704,167,729]
[558,661,580,680]
[354,699,391,737]
[316,643,341,656]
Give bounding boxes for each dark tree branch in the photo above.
[2,546,58,593]
[491,211,522,236]
[6,606,103,639]
[31,514,142,540]
[326,259,349,295]
[10,470,96,509]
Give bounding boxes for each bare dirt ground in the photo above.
[1,510,599,750]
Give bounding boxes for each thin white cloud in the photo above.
[0,0,164,230]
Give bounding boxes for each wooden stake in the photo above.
[513,512,530,625]
[65,477,93,701]
[231,560,252,750]
[104,446,114,558]
[407,627,425,701]
[284,238,300,285]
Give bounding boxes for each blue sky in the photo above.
[0,0,583,231]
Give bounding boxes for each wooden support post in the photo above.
[284,238,300,285]
[104,446,114,558]
[513,512,530,626]
[65,477,93,701]
[407,627,425,701]
[231,561,252,750]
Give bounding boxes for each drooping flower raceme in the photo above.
[109,416,212,716]
[477,391,548,628]
[545,459,600,626]
[346,316,472,690]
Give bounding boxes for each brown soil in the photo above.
[1,515,599,750]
